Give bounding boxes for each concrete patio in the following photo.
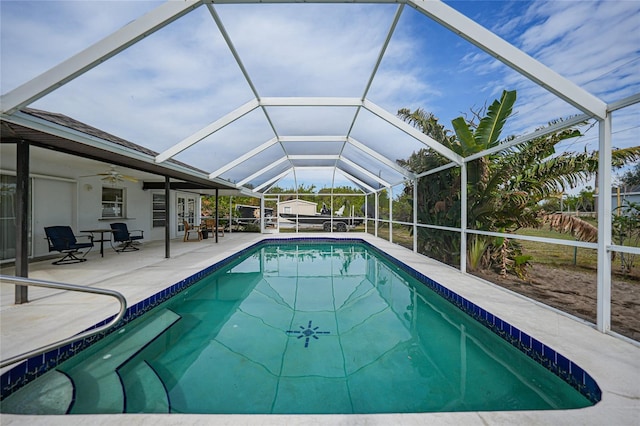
[1,232,638,425]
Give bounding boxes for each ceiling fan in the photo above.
[80,165,138,183]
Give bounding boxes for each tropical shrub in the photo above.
[398,90,640,277]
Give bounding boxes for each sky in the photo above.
[1,0,639,193]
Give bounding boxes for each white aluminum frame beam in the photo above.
[156,99,260,164]
[260,97,363,107]
[288,155,340,161]
[464,113,591,163]
[340,157,391,188]
[254,168,292,192]
[337,170,376,193]
[409,0,607,119]
[279,136,347,143]
[361,4,404,100]
[363,99,463,164]
[348,137,414,179]
[236,156,288,187]
[208,136,278,178]
[1,1,202,115]
[206,3,280,138]
[596,115,613,332]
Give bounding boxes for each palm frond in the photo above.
[612,145,640,168]
[542,213,598,242]
[474,90,516,150]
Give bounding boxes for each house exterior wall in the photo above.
[32,178,76,257]
[1,143,202,261]
[612,192,640,212]
[278,200,317,215]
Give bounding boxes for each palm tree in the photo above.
[398,90,640,275]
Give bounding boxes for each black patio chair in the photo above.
[110,222,144,252]
[44,226,94,265]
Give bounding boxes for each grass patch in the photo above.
[515,227,597,270]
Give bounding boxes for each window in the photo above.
[152,193,166,227]
[284,206,291,213]
[102,187,125,218]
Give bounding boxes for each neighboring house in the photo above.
[612,185,640,213]
[278,199,318,216]
[0,108,242,263]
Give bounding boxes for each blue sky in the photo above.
[1,0,638,191]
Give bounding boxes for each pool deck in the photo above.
[1,232,639,425]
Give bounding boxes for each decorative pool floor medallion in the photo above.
[286,320,330,348]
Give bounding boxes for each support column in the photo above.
[215,188,219,243]
[15,140,29,304]
[330,193,334,233]
[388,186,393,243]
[164,176,170,259]
[460,163,467,273]
[374,191,379,238]
[413,179,418,252]
[229,196,233,234]
[364,194,368,234]
[260,197,265,233]
[597,115,612,332]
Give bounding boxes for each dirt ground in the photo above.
[472,265,640,342]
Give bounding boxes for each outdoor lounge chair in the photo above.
[110,222,144,252]
[44,226,94,265]
[183,220,202,242]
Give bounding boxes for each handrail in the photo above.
[0,275,128,368]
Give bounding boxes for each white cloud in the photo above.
[2,1,637,190]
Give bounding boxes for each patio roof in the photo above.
[2,0,632,195]
[1,107,245,194]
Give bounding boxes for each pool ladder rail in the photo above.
[0,274,128,369]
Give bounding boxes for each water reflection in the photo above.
[119,244,590,413]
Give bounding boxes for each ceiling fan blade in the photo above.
[121,175,139,182]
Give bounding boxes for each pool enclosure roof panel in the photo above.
[2,0,636,195]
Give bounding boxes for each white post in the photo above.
[260,196,265,233]
[375,191,379,238]
[597,114,613,332]
[389,186,393,243]
[460,163,468,273]
[413,178,418,252]
[330,193,334,233]
[364,194,368,234]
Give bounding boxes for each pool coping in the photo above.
[1,233,638,425]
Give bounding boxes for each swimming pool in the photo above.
[1,239,600,414]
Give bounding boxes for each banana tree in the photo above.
[398,90,640,276]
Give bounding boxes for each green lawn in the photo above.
[515,227,598,270]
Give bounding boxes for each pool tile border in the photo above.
[1,237,601,406]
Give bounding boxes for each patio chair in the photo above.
[44,226,94,265]
[110,222,144,252]
[183,220,202,242]
[203,219,224,237]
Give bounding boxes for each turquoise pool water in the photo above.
[2,241,594,414]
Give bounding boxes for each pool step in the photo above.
[120,360,169,413]
[59,309,181,414]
